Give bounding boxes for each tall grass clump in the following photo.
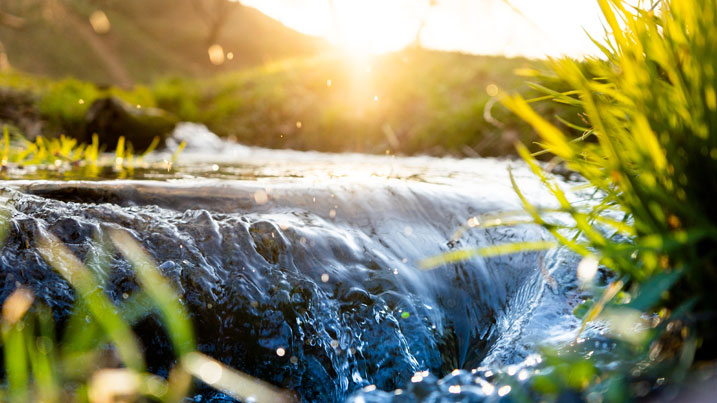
[499,0,717,381]
[426,0,717,397]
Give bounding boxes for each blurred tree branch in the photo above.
[0,9,26,29]
[191,0,235,46]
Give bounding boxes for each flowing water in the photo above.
[0,124,600,402]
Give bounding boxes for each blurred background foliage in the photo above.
[0,0,582,157]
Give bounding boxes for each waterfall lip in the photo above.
[0,157,593,401]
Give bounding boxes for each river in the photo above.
[0,124,601,402]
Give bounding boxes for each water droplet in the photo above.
[321,273,329,282]
[486,84,499,97]
[448,385,461,394]
[89,10,111,34]
[330,339,339,349]
[211,164,219,171]
[253,190,268,205]
[276,347,285,357]
[329,209,336,218]
[326,79,332,87]
[207,44,225,65]
[498,385,511,396]
[577,255,599,283]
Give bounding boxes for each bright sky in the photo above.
[239,0,605,58]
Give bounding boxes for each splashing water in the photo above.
[0,124,595,401]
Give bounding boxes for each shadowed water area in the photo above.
[0,124,595,401]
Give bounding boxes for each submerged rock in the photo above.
[85,96,177,150]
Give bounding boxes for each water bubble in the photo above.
[326,79,332,87]
[296,121,302,129]
[290,356,298,364]
[330,340,339,349]
[410,374,423,383]
[226,52,234,60]
[448,385,461,394]
[276,347,286,357]
[211,164,219,172]
[497,385,511,396]
[321,273,329,282]
[329,209,336,218]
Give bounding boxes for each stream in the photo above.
[0,124,600,402]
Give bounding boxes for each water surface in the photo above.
[0,124,595,401]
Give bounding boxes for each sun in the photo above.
[329,0,422,57]
[240,0,423,58]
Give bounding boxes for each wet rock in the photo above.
[85,96,177,150]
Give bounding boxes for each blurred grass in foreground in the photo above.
[425,0,717,398]
[0,216,293,402]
